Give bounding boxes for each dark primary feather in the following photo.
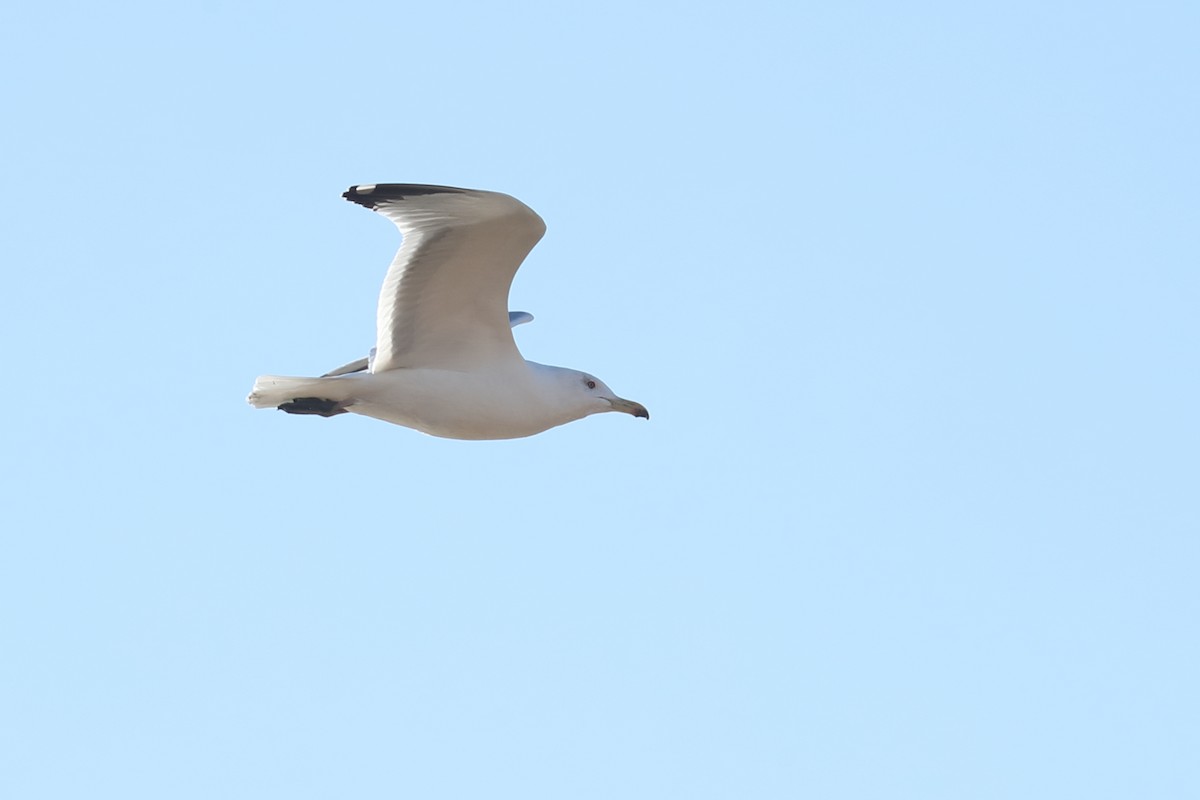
[342,183,470,210]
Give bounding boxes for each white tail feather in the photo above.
[247,375,330,409]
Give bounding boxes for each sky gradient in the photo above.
[2,2,1197,798]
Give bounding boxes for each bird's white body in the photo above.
[250,361,611,440]
[247,183,647,439]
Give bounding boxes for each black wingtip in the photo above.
[342,183,470,209]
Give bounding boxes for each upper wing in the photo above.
[343,184,546,372]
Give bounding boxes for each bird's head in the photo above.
[535,364,649,423]
[577,371,650,420]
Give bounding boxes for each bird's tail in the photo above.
[247,375,316,408]
[247,374,351,417]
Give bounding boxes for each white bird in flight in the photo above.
[247,183,649,440]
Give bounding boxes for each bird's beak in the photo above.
[608,397,650,419]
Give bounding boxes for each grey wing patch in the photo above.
[320,347,378,377]
[509,311,534,328]
[321,357,370,377]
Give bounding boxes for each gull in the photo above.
[247,183,649,440]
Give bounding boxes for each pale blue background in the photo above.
[2,2,1197,798]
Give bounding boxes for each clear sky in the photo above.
[2,1,1197,797]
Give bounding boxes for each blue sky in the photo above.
[2,1,1197,797]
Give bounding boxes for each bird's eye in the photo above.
[586,380,596,390]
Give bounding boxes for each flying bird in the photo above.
[247,184,648,439]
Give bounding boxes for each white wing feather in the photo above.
[344,184,546,373]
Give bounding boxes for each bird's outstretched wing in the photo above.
[343,184,546,372]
